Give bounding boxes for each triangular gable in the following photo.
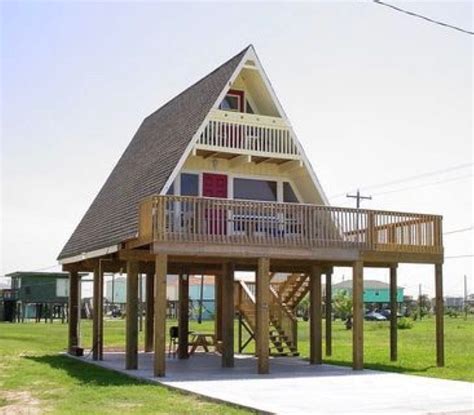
[161,46,329,206]
[58,46,250,261]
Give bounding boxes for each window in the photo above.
[234,178,277,201]
[219,89,244,112]
[56,279,69,297]
[283,182,299,203]
[180,173,199,196]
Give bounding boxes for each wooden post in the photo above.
[221,263,235,368]
[126,261,139,370]
[178,271,189,359]
[68,270,80,353]
[389,264,398,361]
[154,253,167,377]
[144,271,155,353]
[435,263,444,367]
[325,268,333,357]
[215,275,223,343]
[98,263,104,360]
[310,264,323,364]
[256,258,270,374]
[352,261,364,370]
[92,265,100,361]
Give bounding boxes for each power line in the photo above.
[373,0,474,36]
[444,226,473,235]
[330,162,473,199]
[445,254,474,259]
[371,174,473,197]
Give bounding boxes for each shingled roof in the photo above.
[58,46,250,260]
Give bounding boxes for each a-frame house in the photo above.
[60,45,445,376]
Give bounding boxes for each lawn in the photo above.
[0,316,472,414]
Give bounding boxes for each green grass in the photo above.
[0,316,472,413]
[0,320,252,414]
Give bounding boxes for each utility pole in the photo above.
[346,189,372,209]
[464,275,468,320]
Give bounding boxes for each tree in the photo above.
[333,289,353,320]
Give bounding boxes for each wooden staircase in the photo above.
[235,280,299,357]
[278,273,310,310]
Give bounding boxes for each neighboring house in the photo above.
[58,45,445,375]
[333,280,404,305]
[444,296,464,310]
[4,272,75,321]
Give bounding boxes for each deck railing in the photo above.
[139,195,443,255]
[196,109,299,158]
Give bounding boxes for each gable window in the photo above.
[234,178,277,202]
[283,182,299,203]
[219,89,244,112]
[180,173,199,196]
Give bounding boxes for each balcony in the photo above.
[136,196,443,264]
[194,109,300,161]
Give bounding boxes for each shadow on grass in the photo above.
[324,358,436,374]
[24,355,148,386]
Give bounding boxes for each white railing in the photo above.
[196,109,299,157]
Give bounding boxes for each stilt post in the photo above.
[68,270,81,353]
[144,271,155,352]
[92,265,100,361]
[325,267,333,357]
[352,260,364,370]
[215,274,223,343]
[389,264,398,361]
[221,263,235,368]
[126,261,139,369]
[154,253,168,377]
[310,264,323,364]
[256,257,270,374]
[178,271,189,359]
[435,263,444,367]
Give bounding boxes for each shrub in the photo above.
[397,317,414,330]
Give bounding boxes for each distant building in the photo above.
[444,296,464,310]
[333,279,404,305]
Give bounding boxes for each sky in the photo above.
[1,1,472,298]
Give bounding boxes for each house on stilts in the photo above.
[59,45,444,376]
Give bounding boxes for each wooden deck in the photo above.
[135,195,443,265]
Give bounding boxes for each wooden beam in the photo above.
[178,272,189,359]
[325,268,333,357]
[221,263,235,368]
[229,154,252,169]
[144,271,155,353]
[256,257,270,374]
[352,261,364,370]
[310,265,323,364]
[92,265,100,361]
[154,253,168,377]
[68,270,80,353]
[126,261,139,370]
[215,275,223,342]
[98,263,104,360]
[389,264,398,361]
[278,159,303,174]
[435,263,444,367]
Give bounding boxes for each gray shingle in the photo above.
[58,46,250,260]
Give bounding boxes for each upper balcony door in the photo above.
[202,173,228,235]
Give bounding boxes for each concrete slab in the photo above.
[73,352,473,415]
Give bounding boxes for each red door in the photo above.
[202,173,227,235]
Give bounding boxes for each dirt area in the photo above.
[0,391,42,415]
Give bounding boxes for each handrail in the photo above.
[140,195,443,255]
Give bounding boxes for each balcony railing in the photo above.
[138,196,443,256]
[196,109,300,158]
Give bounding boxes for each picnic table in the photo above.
[189,332,217,355]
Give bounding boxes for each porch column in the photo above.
[68,270,81,354]
[98,263,104,360]
[352,260,364,370]
[178,271,189,359]
[221,263,235,368]
[215,274,223,343]
[144,271,155,353]
[435,263,444,367]
[92,265,100,361]
[154,253,168,377]
[325,267,333,357]
[256,257,270,374]
[389,264,398,361]
[126,260,139,370]
[310,264,323,364]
